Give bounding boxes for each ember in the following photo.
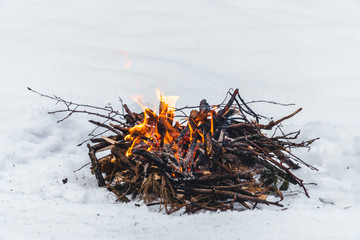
[29,87,318,214]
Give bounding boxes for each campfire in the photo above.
[29,87,318,214]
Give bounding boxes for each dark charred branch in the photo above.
[235,90,259,123]
[123,104,137,124]
[92,141,112,152]
[87,144,106,187]
[132,149,184,178]
[109,123,130,133]
[89,120,124,137]
[111,146,134,168]
[171,172,253,185]
[176,125,189,143]
[214,89,239,123]
[181,187,283,207]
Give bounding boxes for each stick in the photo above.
[123,104,137,123]
[214,89,239,122]
[264,108,302,130]
[87,144,106,187]
[89,120,124,137]
[183,187,283,207]
[132,149,184,178]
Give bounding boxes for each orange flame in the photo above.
[125,90,179,156]
[209,112,214,135]
[131,95,146,111]
[124,91,218,174]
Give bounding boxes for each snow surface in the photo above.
[1,0,360,239]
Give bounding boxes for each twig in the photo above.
[73,162,91,173]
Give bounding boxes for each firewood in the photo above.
[30,87,318,214]
[123,104,137,124]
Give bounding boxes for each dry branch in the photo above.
[30,87,318,214]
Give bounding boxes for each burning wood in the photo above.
[29,87,318,214]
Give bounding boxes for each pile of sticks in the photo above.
[29,87,318,214]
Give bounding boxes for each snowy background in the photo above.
[1,0,360,239]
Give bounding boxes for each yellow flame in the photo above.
[131,95,145,112]
[156,88,179,111]
[126,136,140,157]
[197,130,204,143]
[209,112,214,135]
[125,90,180,157]
[188,122,193,142]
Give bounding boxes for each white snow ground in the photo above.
[1,0,360,239]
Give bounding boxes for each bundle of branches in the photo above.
[29,87,318,214]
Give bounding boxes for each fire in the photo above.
[124,90,217,174]
[125,90,180,157]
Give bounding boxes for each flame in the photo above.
[197,130,204,143]
[125,90,179,156]
[131,95,146,111]
[188,122,194,142]
[124,90,217,173]
[156,89,179,125]
[208,112,214,135]
[156,89,179,109]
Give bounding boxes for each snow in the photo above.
[1,0,360,239]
